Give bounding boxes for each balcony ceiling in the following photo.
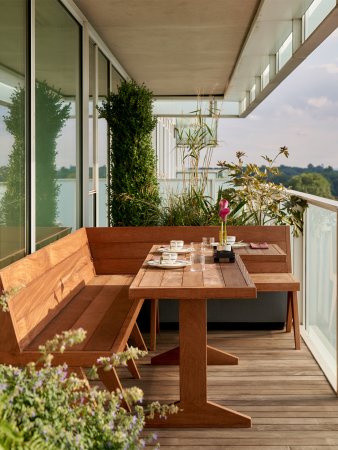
[73,0,338,108]
[74,0,263,97]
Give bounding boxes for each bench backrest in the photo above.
[0,228,95,351]
[86,225,291,275]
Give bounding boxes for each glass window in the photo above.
[89,40,95,193]
[98,51,109,226]
[100,65,122,226]
[304,0,336,40]
[0,0,26,268]
[261,65,269,90]
[35,0,81,246]
[277,33,292,71]
[88,40,95,226]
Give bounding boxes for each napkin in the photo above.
[250,242,269,249]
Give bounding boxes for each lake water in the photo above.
[0,179,108,230]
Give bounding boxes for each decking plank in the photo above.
[116,330,338,449]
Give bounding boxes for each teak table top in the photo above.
[129,245,257,300]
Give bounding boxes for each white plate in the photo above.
[158,246,194,254]
[147,259,191,269]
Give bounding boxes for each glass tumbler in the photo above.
[190,252,205,272]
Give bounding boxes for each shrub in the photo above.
[217,147,307,235]
[0,329,177,449]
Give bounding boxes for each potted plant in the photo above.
[217,147,306,235]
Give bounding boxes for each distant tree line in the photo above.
[0,165,108,182]
[1,162,337,200]
[268,164,338,199]
[0,165,107,182]
[55,166,107,179]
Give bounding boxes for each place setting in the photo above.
[157,240,194,254]
[148,240,192,268]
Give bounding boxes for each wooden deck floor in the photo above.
[119,329,338,450]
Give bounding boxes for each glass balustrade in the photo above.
[302,202,337,389]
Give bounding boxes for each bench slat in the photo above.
[74,275,134,350]
[250,273,300,291]
[27,274,138,355]
[84,276,142,352]
[10,245,94,349]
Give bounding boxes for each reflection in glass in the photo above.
[0,0,26,267]
[98,51,109,226]
[35,0,80,244]
[305,204,337,384]
[89,40,95,193]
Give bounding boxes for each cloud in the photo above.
[280,104,305,116]
[307,96,331,108]
[319,63,338,74]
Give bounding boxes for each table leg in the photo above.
[146,299,251,428]
[151,345,238,365]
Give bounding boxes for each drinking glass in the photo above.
[202,237,215,250]
[190,252,205,271]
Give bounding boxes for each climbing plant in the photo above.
[98,79,161,226]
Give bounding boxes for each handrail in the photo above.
[287,189,338,212]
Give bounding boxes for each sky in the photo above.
[212,28,338,169]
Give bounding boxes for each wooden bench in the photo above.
[85,225,301,350]
[0,228,146,393]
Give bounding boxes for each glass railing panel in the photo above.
[305,203,337,387]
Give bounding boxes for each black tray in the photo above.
[213,248,235,263]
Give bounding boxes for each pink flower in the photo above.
[219,198,230,221]
[219,198,228,209]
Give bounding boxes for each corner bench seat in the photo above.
[250,272,301,350]
[103,225,301,351]
[0,228,145,393]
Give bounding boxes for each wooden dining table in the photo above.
[129,245,258,428]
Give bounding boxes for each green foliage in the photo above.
[0,329,177,449]
[268,164,338,199]
[0,81,70,227]
[162,105,219,226]
[0,285,24,312]
[97,79,161,226]
[289,172,334,198]
[0,166,8,183]
[161,188,216,226]
[217,147,307,235]
[175,109,218,194]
